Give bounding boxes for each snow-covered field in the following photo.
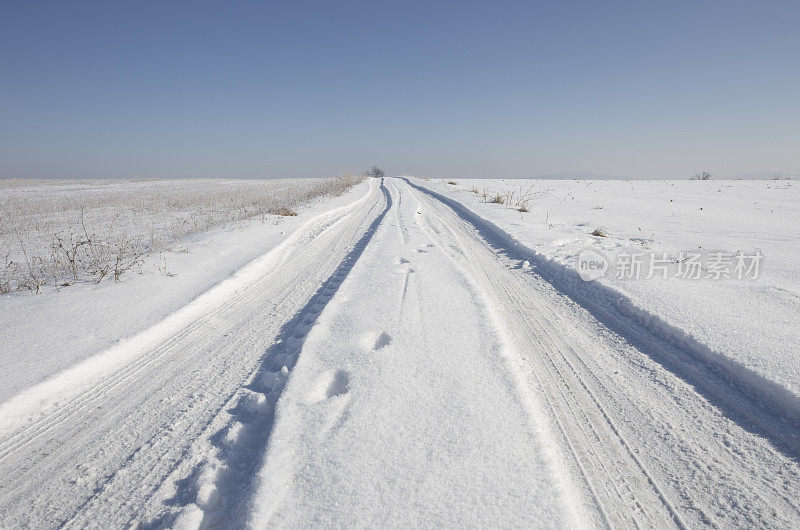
[422,178,800,406]
[1,176,360,293]
[1,177,798,528]
[0,176,367,401]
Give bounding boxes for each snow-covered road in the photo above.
[1,178,798,528]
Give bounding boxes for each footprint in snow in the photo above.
[373,331,392,350]
[307,370,350,404]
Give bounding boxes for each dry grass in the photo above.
[0,173,364,294]
[271,207,298,217]
[478,182,550,211]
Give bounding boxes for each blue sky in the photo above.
[1,1,798,178]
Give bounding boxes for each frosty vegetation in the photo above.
[0,173,365,293]
[463,180,551,212]
[691,171,712,180]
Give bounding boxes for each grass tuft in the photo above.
[271,207,298,217]
[0,173,364,294]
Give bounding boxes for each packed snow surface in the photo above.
[247,180,579,527]
[0,177,798,528]
[424,177,800,401]
[0,176,366,401]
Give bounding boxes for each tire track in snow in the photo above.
[163,180,393,529]
[405,178,800,460]
[401,181,591,527]
[403,182,628,527]
[3,177,798,528]
[0,180,379,449]
[0,180,387,528]
[402,177,800,528]
[245,177,579,528]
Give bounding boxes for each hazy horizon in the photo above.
[4,170,799,182]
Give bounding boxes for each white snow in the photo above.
[418,178,800,405]
[0,179,369,404]
[1,176,799,528]
[246,178,581,528]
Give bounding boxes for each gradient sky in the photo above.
[2,0,798,178]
